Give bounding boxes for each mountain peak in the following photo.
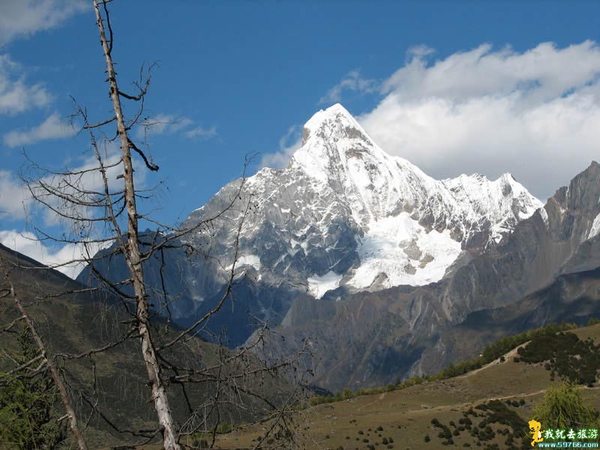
[301,103,370,146]
[304,103,354,129]
[290,103,389,187]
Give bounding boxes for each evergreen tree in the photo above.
[0,330,66,449]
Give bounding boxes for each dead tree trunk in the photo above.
[92,1,180,448]
[7,279,89,450]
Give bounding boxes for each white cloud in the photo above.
[32,148,129,227]
[0,1,86,116]
[259,144,299,169]
[137,113,216,141]
[0,230,106,278]
[379,42,600,102]
[0,147,131,278]
[138,114,193,138]
[0,0,87,45]
[0,170,31,220]
[0,146,148,278]
[3,112,76,147]
[357,41,600,199]
[184,125,217,140]
[0,54,52,115]
[319,70,377,104]
[259,125,302,169]
[0,144,129,226]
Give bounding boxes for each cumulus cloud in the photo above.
[138,114,193,137]
[0,146,147,278]
[3,112,76,147]
[0,55,52,115]
[137,114,217,141]
[357,41,600,199]
[32,149,132,228]
[0,1,86,117]
[0,148,130,278]
[319,70,378,104]
[0,230,106,278]
[0,0,87,45]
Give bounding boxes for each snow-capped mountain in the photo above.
[183,103,541,299]
[80,103,542,345]
[79,104,600,390]
[262,161,600,390]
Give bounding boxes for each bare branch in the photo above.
[2,270,89,450]
[128,138,159,171]
[83,116,116,129]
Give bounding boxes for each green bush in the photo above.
[532,383,599,429]
[216,422,232,434]
[517,332,600,385]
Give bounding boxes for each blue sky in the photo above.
[2,0,600,275]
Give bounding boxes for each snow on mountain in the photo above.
[184,103,542,299]
[307,271,344,299]
[588,212,600,240]
[349,213,462,290]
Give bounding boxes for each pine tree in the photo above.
[0,330,66,449]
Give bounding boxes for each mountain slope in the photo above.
[78,103,541,348]
[217,322,600,450]
[261,161,600,390]
[0,244,292,448]
[78,104,600,394]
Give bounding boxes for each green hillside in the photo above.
[217,323,600,449]
[0,245,293,449]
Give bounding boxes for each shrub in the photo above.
[533,383,599,429]
[517,333,600,385]
[216,422,232,434]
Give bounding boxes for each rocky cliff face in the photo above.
[80,104,541,348]
[77,106,600,391]
[258,162,600,390]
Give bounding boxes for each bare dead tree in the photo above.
[2,1,312,448]
[86,2,311,447]
[90,1,180,448]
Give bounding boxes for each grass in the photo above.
[307,321,579,407]
[215,322,600,449]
